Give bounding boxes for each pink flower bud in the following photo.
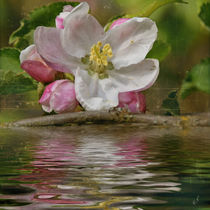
[110,18,129,29]
[39,79,78,113]
[118,91,146,113]
[55,5,73,29]
[20,45,57,83]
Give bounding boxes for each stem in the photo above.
[124,0,187,18]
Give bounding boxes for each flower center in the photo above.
[82,41,114,79]
[90,41,113,66]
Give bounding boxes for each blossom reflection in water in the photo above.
[16,137,88,207]
[12,127,181,209]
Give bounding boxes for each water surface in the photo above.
[0,125,210,209]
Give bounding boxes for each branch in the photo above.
[5,111,210,128]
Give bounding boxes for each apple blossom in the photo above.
[20,45,57,83]
[55,5,74,29]
[110,18,146,113]
[118,91,146,113]
[34,2,159,111]
[39,79,78,113]
[110,18,129,29]
[20,5,75,83]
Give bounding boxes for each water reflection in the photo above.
[0,126,210,209]
[114,137,148,168]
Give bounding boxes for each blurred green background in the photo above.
[0,0,209,122]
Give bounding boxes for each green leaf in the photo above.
[147,40,171,61]
[157,8,195,55]
[197,0,210,8]
[115,0,187,17]
[0,71,37,95]
[9,2,79,49]
[162,90,180,116]
[0,48,23,73]
[198,2,210,30]
[180,58,210,99]
[0,48,36,95]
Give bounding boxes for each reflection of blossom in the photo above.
[15,138,88,206]
[114,137,148,167]
[33,139,77,166]
[74,134,148,169]
[9,128,182,209]
[35,2,159,111]
[75,138,122,168]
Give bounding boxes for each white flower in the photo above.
[34,2,159,111]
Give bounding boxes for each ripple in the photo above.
[1,126,210,209]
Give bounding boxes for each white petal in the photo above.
[62,8,105,58]
[75,68,119,111]
[20,44,36,63]
[34,26,82,74]
[63,5,74,12]
[104,17,157,69]
[57,11,71,20]
[66,2,89,17]
[109,59,159,92]
[41,105,53,113]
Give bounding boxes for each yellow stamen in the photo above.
[84,41,114,79]
[89,42,113,68]
[97,58,102,65]
[97,41,102,47]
